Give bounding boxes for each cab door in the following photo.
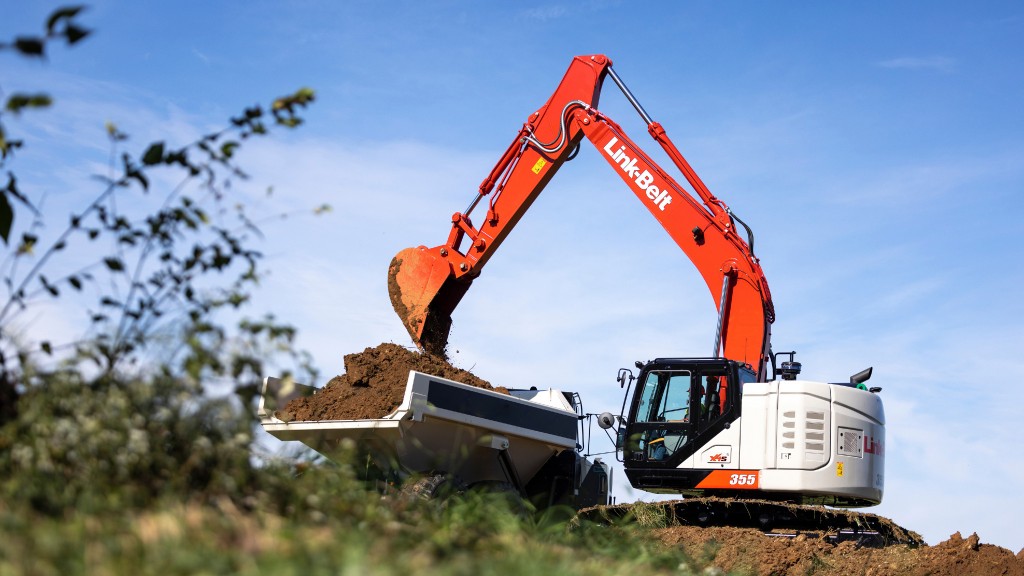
[624,361,746,469]
[624,369,694,467]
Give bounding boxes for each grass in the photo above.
[0,377,717,575]
[0,489,709,576]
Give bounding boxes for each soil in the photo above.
[653,526,1024,575]
[274,342,507,422]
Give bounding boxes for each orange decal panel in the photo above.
[696,470,760,489]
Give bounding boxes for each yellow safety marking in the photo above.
[532,158,547,174]
[836,462,844,477]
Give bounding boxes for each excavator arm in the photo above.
[388,54,775,379]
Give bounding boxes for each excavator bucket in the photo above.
[388,246,472,356]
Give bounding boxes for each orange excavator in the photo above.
[389,55,886,514]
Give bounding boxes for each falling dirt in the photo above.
[652,526,1024,576]
[275,342,507,422]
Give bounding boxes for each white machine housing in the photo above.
[676,380,885,504]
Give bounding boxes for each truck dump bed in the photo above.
[259,371,581,487]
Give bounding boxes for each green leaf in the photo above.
[46,6,85,34]
[0,192,12,244]
[142,142,165,166]
[64,24,91,45]
[40,275,59,296]
[103,257,125,272]
[5,93,53,114]
[127,167,149,191]
[220,141,238,159]
[17,233,37,255]
[13,37,44,57]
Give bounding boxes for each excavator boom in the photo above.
[390,55,773,378]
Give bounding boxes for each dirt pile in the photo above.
[654,526,1024,576]
[275,343,505,421]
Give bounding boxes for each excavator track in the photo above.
[575,497,923,548]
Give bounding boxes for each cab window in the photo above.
[635,370,691,422]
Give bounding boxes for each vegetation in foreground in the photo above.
[0,374,703,576]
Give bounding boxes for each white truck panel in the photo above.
[260,371,580,486]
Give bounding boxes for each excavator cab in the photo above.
[621,359,749,469]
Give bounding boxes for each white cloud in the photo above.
[818,150,1023,209]
[518,6,569,22]
[877,56,957,73]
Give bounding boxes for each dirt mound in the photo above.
[276,343,505,421]
[653,526,1024,575]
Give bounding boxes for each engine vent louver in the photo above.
[779,406,829,467]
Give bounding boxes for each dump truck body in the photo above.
[259,370,610,508]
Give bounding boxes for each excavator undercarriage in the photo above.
[576,498,922,547]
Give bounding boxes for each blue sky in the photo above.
[5,1,1023,550]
